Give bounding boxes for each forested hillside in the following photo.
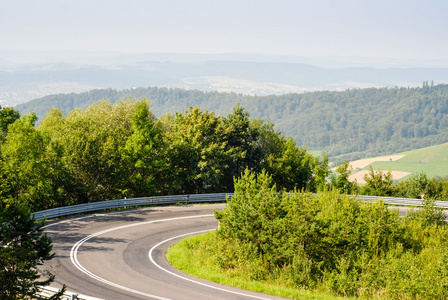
[16,83,448,162]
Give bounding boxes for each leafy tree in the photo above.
[42,100,138,202]
[2,99,329,210]
[426,176,448,201]
[38,109,86,207]
[330,160,357,194]
[0,204,66,299]
[219,104,261,191]
[0,111,81,211]
[222,108,324,192]
[121,100,165,196]
[165,106,238,194]
[210,169,448,298]
[252,119,285,172]
[360,166,395,196]
[214,170,410,286]
[406,197,446,227]
[0,105,20,137]
[311,153,329,192]
[395,172,429,199]
[0,113,53,210]
[266,137,316,191]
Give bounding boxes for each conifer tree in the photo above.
[0,204,65,299]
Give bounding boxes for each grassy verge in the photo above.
[166,232,352,300]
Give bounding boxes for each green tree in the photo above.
[426,176,448,201]
[0,204,66,299]
[219,104,261,191]
[0,105,20,137]
[214,169,287,266]
[252,119,285,172]
[165,106,238,194]
[215,170,406,280]
[330,160,357,194]
[0,113,54,210]
[121,101,165,196]
[42,100,138,202]
[396,172,429,199]
[38,109,86,207]
[312,153,329,192]
[221,105,323,192]
[266,137,316,191]
[360,166,395,196]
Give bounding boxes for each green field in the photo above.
[309,150,325,157]
[367,142,448,180]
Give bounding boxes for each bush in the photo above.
[213,169,448,299]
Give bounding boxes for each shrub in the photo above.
[213,169,448,298]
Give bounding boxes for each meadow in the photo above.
[346,142,448,182]
[370,142,448,179]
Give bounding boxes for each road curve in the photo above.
[41,204,289,300]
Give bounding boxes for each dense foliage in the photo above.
[16,84,448,162]
[0,105,20,137]
[0,100,325,297]
[0,204,65,299]
[1,100,325,212]
[4,97,448,299]
[210,170,448,299]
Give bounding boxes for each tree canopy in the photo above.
[15,84,448,163]
[1,99,326,212]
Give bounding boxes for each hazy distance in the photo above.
[2,0,447,64]
[1,0,448,105]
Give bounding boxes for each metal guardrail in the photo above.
[32,193,232,221]
[32,192,447,221]
[355,195,448,209]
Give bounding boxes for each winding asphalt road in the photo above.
[41,204,289,300]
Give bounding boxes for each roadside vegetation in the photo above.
[168,170,448,299]
[2,99,448,299]
[0,100,326,298]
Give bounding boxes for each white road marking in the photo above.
[148,231,274,300]
[69,213,276,299]
[70,215,214,299]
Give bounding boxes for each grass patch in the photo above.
[367,143,448,180]
[309,150,326,157]
[166,232,352,300]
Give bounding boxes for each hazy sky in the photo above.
[1,0,447,61]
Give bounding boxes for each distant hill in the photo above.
[15,84,448,163]
[3,59,448,106]
[348,142,448,183]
